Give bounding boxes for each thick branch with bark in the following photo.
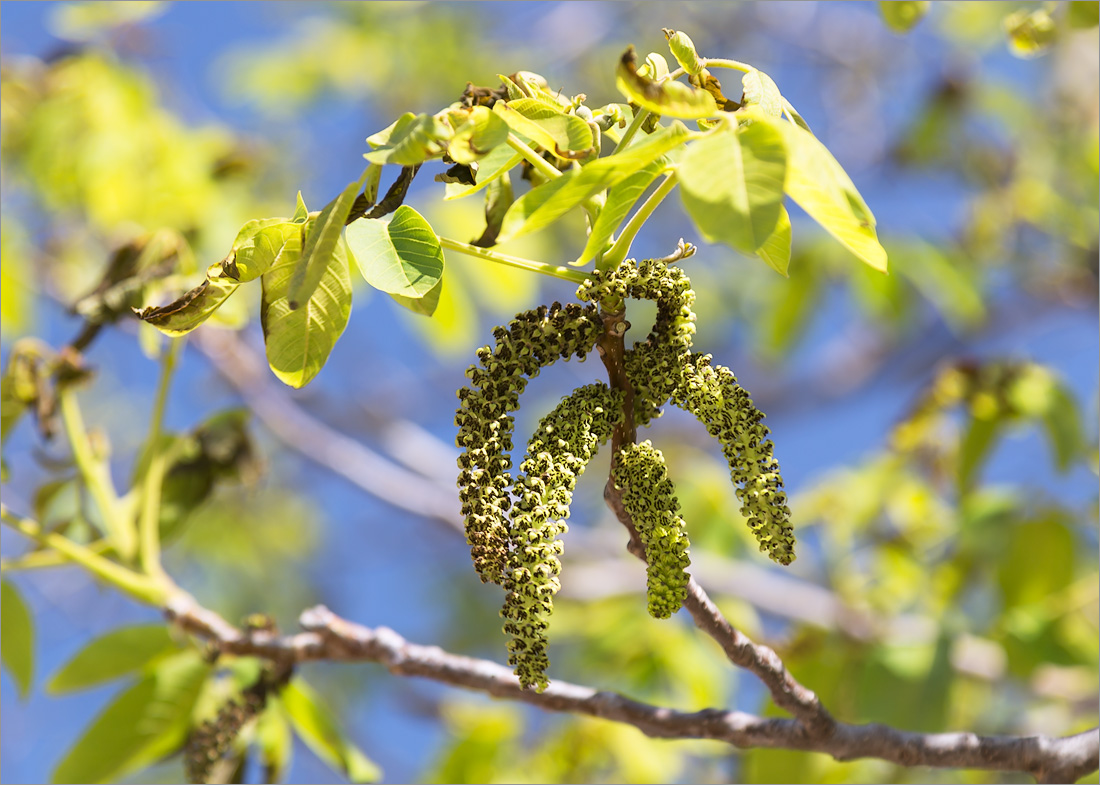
[163,593,1099,783]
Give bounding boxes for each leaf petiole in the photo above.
[438,236,589,284]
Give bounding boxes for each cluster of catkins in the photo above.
[455,258,795,690]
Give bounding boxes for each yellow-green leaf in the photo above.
[444,143,524,201]
[741,69,783,117]
[663,29,704,76]
[282,679,381,783]
[1,580,34,698]
[287,171,367,309]
[135,265,240,336]
[575,159,665,265]
[754,111,888,272]
[364,112,451,165]
[493,99,595,160]
[447,106,510,165]
[260,222,351,388]
[756,205,792,276]
[345,205,444,299]
[615,46,717,120]
[48,624,177,694]
[1003,8,1057,58]
[679,122,787,256]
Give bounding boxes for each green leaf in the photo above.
[639,52,670,81]
[391,276,443,317]
[754,111,888,272]
[52,651,207,784]
[756,205,792,276]
[575,160,665,265]
[997,517,1075,610]
[48,624,177,694]
[292,191,309,223]
[447,106,510,165]
[663,29,704,76]
[741,70,783,117]
[282,679,382,783]
[1068,1,1100,28]
[345,205,445,299]
[444,143,523,201]
[1,580,34,698]
[878,1,930,33]
[227,220,301,283]
[782,98,814,135]
[364,112,451,165]
[678,122,787,257]
[260,223,351,389]
[493,99,595,160]
[958,416,1002,491]
[615,46,718,119]
[287,172,368,309]
[255,697,293,783]
[1004,8,1057,58]
[498,122,691,242]
[471,172,515,248]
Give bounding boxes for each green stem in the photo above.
[601,169,679,270]
[59,388,134,559]
[1,540,112,572]
[702,57,754,74]
[138,338,184,577]
[1,506,170,604]
[506,134,562,181]
[438,236,589,285]
[612,107,651,155]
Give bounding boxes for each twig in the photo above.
[164,594,1100,783]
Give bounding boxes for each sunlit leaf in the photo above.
[0,580,34,698]
[741,69,783,117]
[678,122,787,258]
[447,106,510,165]
[345,205,445,299]
[287,172,367,309]
[51,651,207,784]
[135,265,240,337]
[753,111,888,271]
[390,277,443,317]
[997,517,1075,610]
[493,99,595,160]
[575,160,665,265]
[782,98,814,135]
[364,112,451,165]
[444,144,524,201]
[260,222,351,388]
[639,52,670,81]
[48,625,177,693]
[755,205,793,276]
[663,29,704,76]
[878,1,930,33]
[282,679,382,783]
[255,696,293,783]
[1068,1,1100,28]
[498,122,690,242]
[958,416,1002,491]
[615,46,718,119]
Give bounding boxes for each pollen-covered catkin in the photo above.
[671,353,795,565]
[577,258,697,425]
[613,441,691,618]
[455,302,603,584]
[501,382,622,690]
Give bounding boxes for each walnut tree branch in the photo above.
[164,593,1100,783]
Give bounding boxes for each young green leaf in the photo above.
[493,99,595,160]
[345,205,445,299]
[497,121,691,242]
[574,159,665,265]
[47,624,177,694]
[741,69,783,117]
[287,172,367,309]
[364,112,452,165]
[663,29,704,75]
[1,580,34,698]
[255,696,293,783]
[136,265,240,336]
[390,276,443,317]
[1068,1,1100,28]
[615,46,718,119]
[782,98,815,135]
[678,121,787,257]
[878,1,930,33]
[753,110,888,272]
[51,651,207,784]
[639,52,670,81]
[472,172,514,248]
[756,204,793,276]
[447,106,510,165]
[282,679,382,783]
[226,220,301,283]
[292,191,309,223]
[260,224,352,389]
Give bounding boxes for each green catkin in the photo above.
[671,353,795,565]
[455,301,603,584]
[501,382,622,690]
[184,686,266,784]
[613,441,691,618]
[577,258,697,425]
